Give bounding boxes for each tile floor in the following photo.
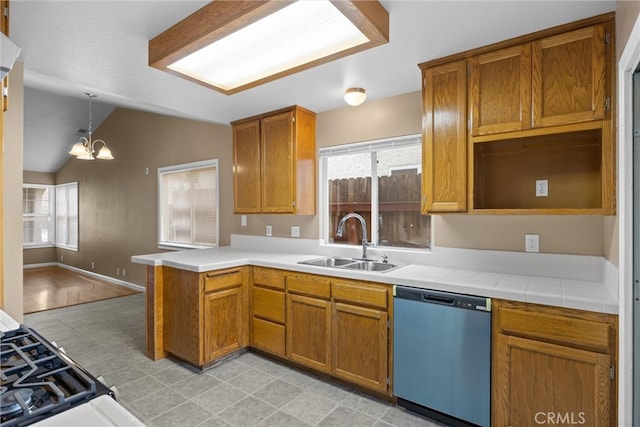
[24,293,450,427]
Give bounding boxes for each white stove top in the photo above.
[0,309,20,332]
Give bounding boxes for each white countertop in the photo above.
[0,309,20,332]
[132,246,618,314]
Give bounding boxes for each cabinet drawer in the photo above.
[253,267,285,290]
[251,318,285,357]
[497,303,613,353]
[332,281,388,310]
[203,269,243,293]
[286,274,331,299]
[252,286,285,323]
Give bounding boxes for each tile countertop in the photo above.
[131,247,618,315]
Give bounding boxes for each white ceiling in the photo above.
[11,0,616,173]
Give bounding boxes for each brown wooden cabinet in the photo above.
[532,24,608,128]
[421,59,468,213]
[232,120,261,213]
[250,267,286,357]
[331,280,390,392]
[162,266,248,367]
[231,105,316,215]
[202,269,247,362]
[285,273,332,373]
[420,13,615,215]
[492,299,617,427]
[469,44,532,136]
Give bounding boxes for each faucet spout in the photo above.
[336,213,371,260]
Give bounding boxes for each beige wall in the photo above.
[230,91,608,256]
[55,108,233,286]
[3,62,24,321]
[616,0,640,60]
[23,171,57,266]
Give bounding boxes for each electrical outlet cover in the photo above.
[535,179,548,197]
[525,234,540,253]
[266,225,272,236]
[291,226,300,237]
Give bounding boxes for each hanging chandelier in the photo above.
[68,93,113,160]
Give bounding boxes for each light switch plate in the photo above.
[266,225,272,237]
[525,234,539,253]
[291,226,300,237]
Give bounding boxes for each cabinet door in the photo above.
[286,293,331,372]
[261,111,295,213]
[470,44,531,136]
[332,302,388,392]
[532,24,607,128]
[203,286,245,363]
[422,60,467,213]
[493,334,611,427]
[233,120,261,213]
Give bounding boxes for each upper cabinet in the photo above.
[531,24,608,128]
[469,44,532,136]
[421,60,468,213]
[232,105,316,215]
[420,13,615,215]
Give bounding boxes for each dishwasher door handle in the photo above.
[422,294,455,305]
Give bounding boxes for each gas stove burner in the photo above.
[1,388,34,416]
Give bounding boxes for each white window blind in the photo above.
[55,183,78,250]
[23,185,54,247]
[158,159,219,249]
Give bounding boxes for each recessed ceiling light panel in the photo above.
[149,0,389,95]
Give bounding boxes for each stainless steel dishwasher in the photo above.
[393,286,491,427]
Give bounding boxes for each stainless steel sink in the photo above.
[298,256,404,273]
[342,260,403,272]
[299,257,357,267]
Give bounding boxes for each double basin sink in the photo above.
[298,256,405,273]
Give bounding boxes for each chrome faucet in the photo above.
[336,213,372,260]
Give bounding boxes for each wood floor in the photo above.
[23,266,140,314]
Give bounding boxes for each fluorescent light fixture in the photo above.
[0,33,21,79]
[149,0,389,95]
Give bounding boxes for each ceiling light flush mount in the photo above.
[344,87,366,106]
[149,0,389,95]
[68,93,113,161]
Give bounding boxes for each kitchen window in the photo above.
[320,134,430,250]
[158,159,219,249]
[23,182,78,250]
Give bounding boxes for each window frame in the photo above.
[319,134,431,252]
[22,184,55,248]
[23,182,79,250]
[157,159,219,250]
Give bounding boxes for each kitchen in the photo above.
[2,1,640,426]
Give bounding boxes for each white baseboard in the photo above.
[23,262,146,293]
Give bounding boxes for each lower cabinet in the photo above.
[286,272,332,373]
[332,280,390,392]
[492,299,617,427]
[163,266,248,367]
[249,269,393,394]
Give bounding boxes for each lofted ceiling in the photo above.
[11,0,616,173]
